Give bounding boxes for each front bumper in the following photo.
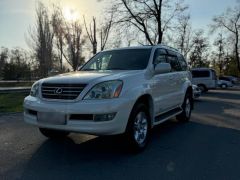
[23,96,134,135]
[193,90,201,99]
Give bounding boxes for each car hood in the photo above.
[41,70,143,84]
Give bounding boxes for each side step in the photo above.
[154,107,182,124]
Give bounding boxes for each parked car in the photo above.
[217,79,233,89]
[191,68,217,92]
[219,76,238,84]
[24,45,193,151]
[192,84,201,99]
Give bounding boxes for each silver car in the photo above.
[217,80,233,89]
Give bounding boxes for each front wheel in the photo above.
[198,84,208,92]
[39,128,69,139]
[125,103,151,152]
[220,84,227,89]
[176,93,192,122]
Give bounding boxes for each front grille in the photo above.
[41,83,87,100]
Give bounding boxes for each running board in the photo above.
[154,107,182,125]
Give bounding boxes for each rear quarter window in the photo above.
[178,54,188,71]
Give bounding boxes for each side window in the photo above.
[191,70,210,78]
[166,50,182,71]
[153,49,167,65]
[178,54,188,71]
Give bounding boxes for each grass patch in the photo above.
[0,93,28,113]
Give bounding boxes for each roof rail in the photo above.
[155,44,179,52]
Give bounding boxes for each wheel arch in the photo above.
[129,94,155,128]
[186,86,194,110]
[197,83,207,91]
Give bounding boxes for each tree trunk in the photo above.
[235,30,240,72]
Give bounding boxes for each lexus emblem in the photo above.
[55,88,63,94]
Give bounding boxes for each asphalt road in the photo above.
[0,87,240,180]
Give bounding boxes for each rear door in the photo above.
[165,50,183,107]
[177,54,190,102]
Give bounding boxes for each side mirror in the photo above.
[154,63,171,74]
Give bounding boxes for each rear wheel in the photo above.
[125,103,151,152]
[39,128,69,139]
[176,92,192,122]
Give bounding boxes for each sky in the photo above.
[0,0,238,49]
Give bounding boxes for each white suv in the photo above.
[24,45,193,151]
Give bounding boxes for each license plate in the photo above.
[37,112,66,125]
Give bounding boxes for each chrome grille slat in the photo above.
[42,86,85,89]
[41,83,87,100]
[42,93,77,96]
[42,89,81,93]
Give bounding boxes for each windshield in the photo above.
[80,49,152,71]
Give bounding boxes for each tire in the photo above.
[221,84,227,89]
[125,103,151,152]
[198,84,208,92]
[176,92,192,122]
[39,128,69,139]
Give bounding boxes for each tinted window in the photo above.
[191,70,210,78]
[178,54,188,71]
[219,77,230,81]
[81,49,152,71]
[166,50,182,71]
[153,49,167,65]
[167,55,182,71]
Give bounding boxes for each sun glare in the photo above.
[63,7,79,21]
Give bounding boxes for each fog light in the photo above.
[94,113,116,121]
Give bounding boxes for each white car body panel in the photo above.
[24,45,192,135]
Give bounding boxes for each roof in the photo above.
[102,44,179,53]
[191,67,216,71]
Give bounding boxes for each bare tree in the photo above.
[189,30,210,68]
[51,5,86,71]
[84,16,97,55]
[28,2,54,77]
[84,12,113,53]
[213,33,227,75]
[211,4,240,72]
[52,6,65,71]
[64,21,85,71]
[0,47,8,79]
[174,14,193,58]
[100,13,113,51]
[112,0,188,45]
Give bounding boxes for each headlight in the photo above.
[30,82,40,97]
[84,80,123,100]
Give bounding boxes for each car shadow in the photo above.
[18,120,240,180]
[203,91,240,101]
[192,93,240,131]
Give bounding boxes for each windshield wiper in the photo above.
[81,68,96,71]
